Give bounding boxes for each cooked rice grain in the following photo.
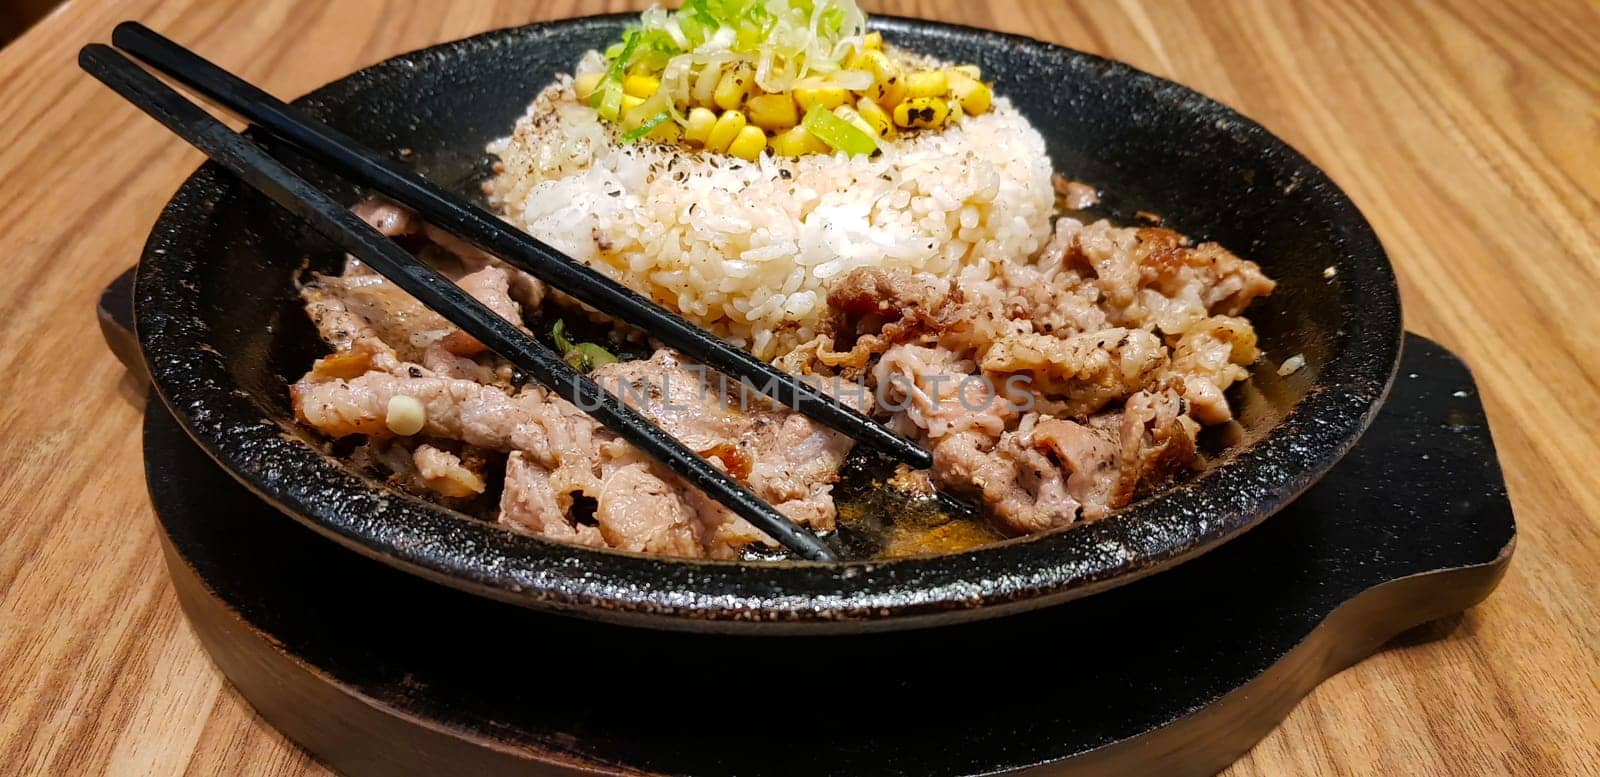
[485,74,1054,359]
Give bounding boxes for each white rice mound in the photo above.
[486,73,1055,360]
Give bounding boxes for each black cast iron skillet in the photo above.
[132,14,1401,634]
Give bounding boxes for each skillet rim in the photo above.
[132,13,1402,634]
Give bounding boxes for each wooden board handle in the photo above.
[98,266,148,387]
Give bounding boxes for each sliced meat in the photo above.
[352,198,417,237]
[1031,416,1122,518]
[294,370,529,445]
[1055,219,1276,335]
[301,273,416,359]
[872,344,1014,442]
[817,217,1273,535]
[294,348,847,557]
[979,328,1166,416]
[349,196,546,311]
[1116,389,1200,498]
[828,266,949,328]
[594,461,705,555]
[455,265,526,332]
[1052,174,1101,210]
[1167,315,1258,424]
[301,197,1275,554]
[302,272,484,364]
[500,452,604,545]
[1177,241,1277,318]
[1069,219,1146,311]
[1003,390,1197,525]
[931,429,1079,535]
[304,200,535,374]
[593,350,852,537]
[422,222,547,310]
[824,267,956,366]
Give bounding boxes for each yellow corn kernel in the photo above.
[646,119,682,143]
[574,72,603,100]
[843,46,866,71]
[893,96,948,128]
[623,74,660,99]
[949,72,993,115]
[855,96,895,139]
[794,85,848,113]
[706,110,748,153]
[769,126,807,157]
[713,64,755,111]
[726,125,768,161]
[904,70,948,99]
[385,395,426,436]
[746,93,799,131]
[832,105,877,138]
[952,64,981,80]
[873,75,906,109]
[858,49,899,83]
[692,62,722,107]
[683,107,718,145]
[618,96,651,131]
[770,125,827,156]
[863,31,883,50]
[860,51,906,107]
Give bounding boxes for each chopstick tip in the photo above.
[111,20,155,46]
[77,42,118,71]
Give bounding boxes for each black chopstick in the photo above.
[109,21,933,471]
[79,44,838,562]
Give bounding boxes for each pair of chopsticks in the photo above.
[82,23,928,561]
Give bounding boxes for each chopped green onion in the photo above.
[592,79,623,120]
[621,111,672,141]
[551,320,619,372]
[569,343,620,371]
[551,319,574,352]
[801,104,876,156]
[609,30,642,77]
[596,0,868,100]
[593,31,643,121]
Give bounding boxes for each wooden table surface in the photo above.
[1,1,1596,774]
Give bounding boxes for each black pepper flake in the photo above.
[408,366,423,378]
[779,168,792,179]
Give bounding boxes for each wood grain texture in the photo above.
[0,1,1594,774]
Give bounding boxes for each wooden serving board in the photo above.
[120,302,1513,776]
